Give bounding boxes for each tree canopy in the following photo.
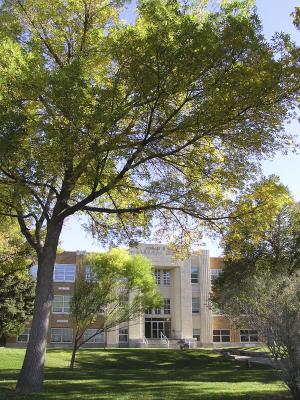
[0,0,299,251]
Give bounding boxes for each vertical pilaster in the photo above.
[198,250,213,345]
[179,260,193,338]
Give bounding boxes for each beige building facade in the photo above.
[8,244,259,348]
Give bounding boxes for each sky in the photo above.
[60,0,300,255]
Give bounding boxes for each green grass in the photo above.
[0,348,290,400]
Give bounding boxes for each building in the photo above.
[7,244,259,348]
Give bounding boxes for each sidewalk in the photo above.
[216,348,274,368]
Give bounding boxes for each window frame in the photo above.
[53,264,76,283]
[154,269,161,285]
[154,307,161,315]
[240,329,259,343]
[52,295,71,314]
[192,297,200,314]
[163,270,170,285]
[191,266,199,284]
[163,298,171,315]
[119,328,128,343]
[50,328,73,343]
[213,329,231,343]
[193,329,201,341]
[17,328,30,343]
[83,329,105,343]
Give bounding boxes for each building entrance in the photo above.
[145,318,171,338]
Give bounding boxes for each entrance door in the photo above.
[145,318,171,339]
[152,321,164,338]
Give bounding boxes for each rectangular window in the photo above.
[154,269,161,285]
[51,328,73,343]
[154,307,161,315]
[193,329,201,341]
[210,269,221,283]
[163,299,171,314]
[119,292,129,306]
[52,295,71,314]
[119,328,128,343]
[145,308,152,315]
[53,264,76,282]
[240,330,259,343]
[213,329,230,343]
[17,328,30,343]
[192,297,200,314]
[83,329,105,343]
[163,270,170,285]
[85,266,97,282]
[191,267,199,284]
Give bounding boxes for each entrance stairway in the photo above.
[145,339,179,349]
[143,337,197,349]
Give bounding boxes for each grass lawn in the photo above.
[0,348,290,400]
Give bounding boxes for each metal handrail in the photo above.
[160,332,169,348]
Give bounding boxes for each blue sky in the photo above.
[60,0,300,255]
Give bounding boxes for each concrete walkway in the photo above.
[217,349,274,368]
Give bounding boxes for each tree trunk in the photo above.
[16,222,63,393]
[291,388,300,400]
[70,338,79,369]
[0,333,6,347]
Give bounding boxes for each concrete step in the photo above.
[144,339,196,349]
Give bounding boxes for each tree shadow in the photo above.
[0,349,290,400]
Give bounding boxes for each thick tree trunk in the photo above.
[291,388,300,400]
[16,222,63,393]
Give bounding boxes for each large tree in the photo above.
[69,249,161,369]
[0,0,299,393]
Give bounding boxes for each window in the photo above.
[145,308,152,315]
[213,330,230,342]
[85,266,97,282]
[210,269,221,282]
[154,307,161,315]
[191,267,199,284]
[84,329,105,343]
[51,328,73,343]
[17,328,30,343]
[119,328,128,343]
[163,299,171,314]
[193,329,201,341]
[52,295,71,314]
[240,330,258,343]
[163,270,170,285]
[192,297,200,314]
[53,264,76,282]
[154,269,161,285]
[119,292,129,306]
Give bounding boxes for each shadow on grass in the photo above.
[0,349,291,400]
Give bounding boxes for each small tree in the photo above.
[69,248,161,369]
[0,218,35,345]
[213,202,300,400]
